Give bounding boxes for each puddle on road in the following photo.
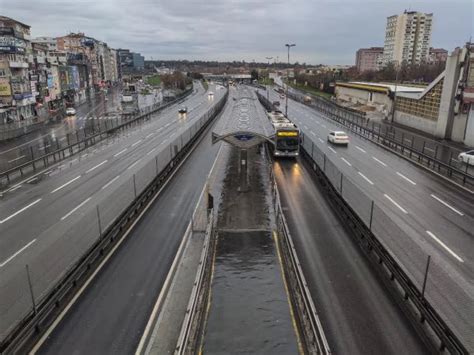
[203,230,299,354]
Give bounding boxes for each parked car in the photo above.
[458,150,474,165]
[327,131,349,145]
[66,107,76,116]
[178,106,187,114]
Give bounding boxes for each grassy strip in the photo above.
[146,74,161,87]
[286,80,333,99]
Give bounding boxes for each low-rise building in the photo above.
[335,81,424,116]
[0,16,35,123]
[355,47,384,72]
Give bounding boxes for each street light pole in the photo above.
[285,44,295,117]
[265,56,273,101]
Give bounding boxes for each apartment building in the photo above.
[383,10,433,66]
[355,47,384,72]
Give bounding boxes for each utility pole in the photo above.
[265,56,273,101]
[285,44,295,117]
[391,62,400,123]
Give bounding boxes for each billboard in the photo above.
[0,78,11,96]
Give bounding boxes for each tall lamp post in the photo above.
[265,56,273,101]
[285,43,295,117]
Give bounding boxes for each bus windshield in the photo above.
[276,137,299,151]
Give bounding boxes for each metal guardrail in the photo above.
[0,90,228,354]
[287,90,474,189]
[267,148,331,355]
[0,87,194,189]
[299,134,468,355]
[174,211,214,355]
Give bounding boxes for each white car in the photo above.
[458,150,474,165]
[327,131,349,145]
[66,107,76,116]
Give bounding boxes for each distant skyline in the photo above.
[1,0,472,65]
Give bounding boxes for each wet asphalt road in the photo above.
[264,88,474,352]
[274,158,429,354]
[0,83,224,342]
[0,87,161,171]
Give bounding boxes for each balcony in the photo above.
[9,61,29,69]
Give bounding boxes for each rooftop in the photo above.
[337,81,426,94]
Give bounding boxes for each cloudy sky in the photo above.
[2,0,472,64]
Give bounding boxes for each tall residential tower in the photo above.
[383,10,433,66]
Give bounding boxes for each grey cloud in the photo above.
[1,0,471,64]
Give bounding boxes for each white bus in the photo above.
[267,111,300,158]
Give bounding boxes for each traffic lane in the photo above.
[282,105,474,348]
[0,89,221,260]
[0,85,199,169]
[37,116,223,355]
[290,103,474,261]
[279,91,474,227]
[0,90,225,340]
[300,123,474,263]
[283,90,474,195]
[274,159,428,354]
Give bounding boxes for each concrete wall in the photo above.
[336,86,392,112]
[464,106,474,146]
[394,111,437,134]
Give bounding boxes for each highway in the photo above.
[32,87,234,355]
[274,159,428,354]
[0,82,224,342]
[0,86,160,171]
[265,88,474,351]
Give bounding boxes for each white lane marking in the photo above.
[8,155,26,163]
[50,176,81,193]
[372,156,387,167]
[145,133,154,139]
[0,239,37,267]
[60,197,92,221]
[430,194,464,216]
[341,157,352,166]
[131,139,142,147]
[426,231,464,263]
[85,160,108,174]
[327,146,337,154]
[101,175,120,190]
[384,194,408,214]
[358,172,374,185]
[114,148,127,157]
[318,138,324,144]
[0,199,42,224]
[146,147,157,156]
[355,146,366,153]
[127,159,142,170]
[310,130,316,136]
[396,172,417,185]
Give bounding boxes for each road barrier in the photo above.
[298,131,468,354]
[0,90,228,354]
[286,89,474,189]
[0,87,193,189]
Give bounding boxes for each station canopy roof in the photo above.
[212,87,274,149]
